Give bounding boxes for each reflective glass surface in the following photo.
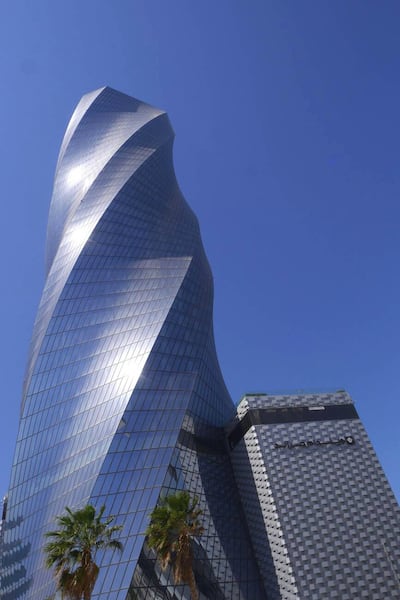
[2,88,265,600]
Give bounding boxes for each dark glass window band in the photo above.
[228,404,359,450]
[178,428,227,455]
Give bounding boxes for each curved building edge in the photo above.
[2,88,266,600]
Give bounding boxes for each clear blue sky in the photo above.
[1,1,399,502]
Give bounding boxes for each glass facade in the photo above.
[2,88,265,600]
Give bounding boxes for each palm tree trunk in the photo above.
[187,568,198,600]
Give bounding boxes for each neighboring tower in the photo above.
[228,390,400,599]
[3,88,265,600]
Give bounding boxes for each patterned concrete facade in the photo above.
[228,391,400,599]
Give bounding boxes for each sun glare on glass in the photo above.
[66,165,85,186]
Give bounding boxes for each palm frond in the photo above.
[44,504,123,600]
[146,490,203,600]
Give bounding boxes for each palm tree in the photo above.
[44,504,123,600]
[146,491,204,600]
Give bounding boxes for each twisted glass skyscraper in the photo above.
[2,88,265,600]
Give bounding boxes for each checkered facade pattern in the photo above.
[229,391,400,599]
